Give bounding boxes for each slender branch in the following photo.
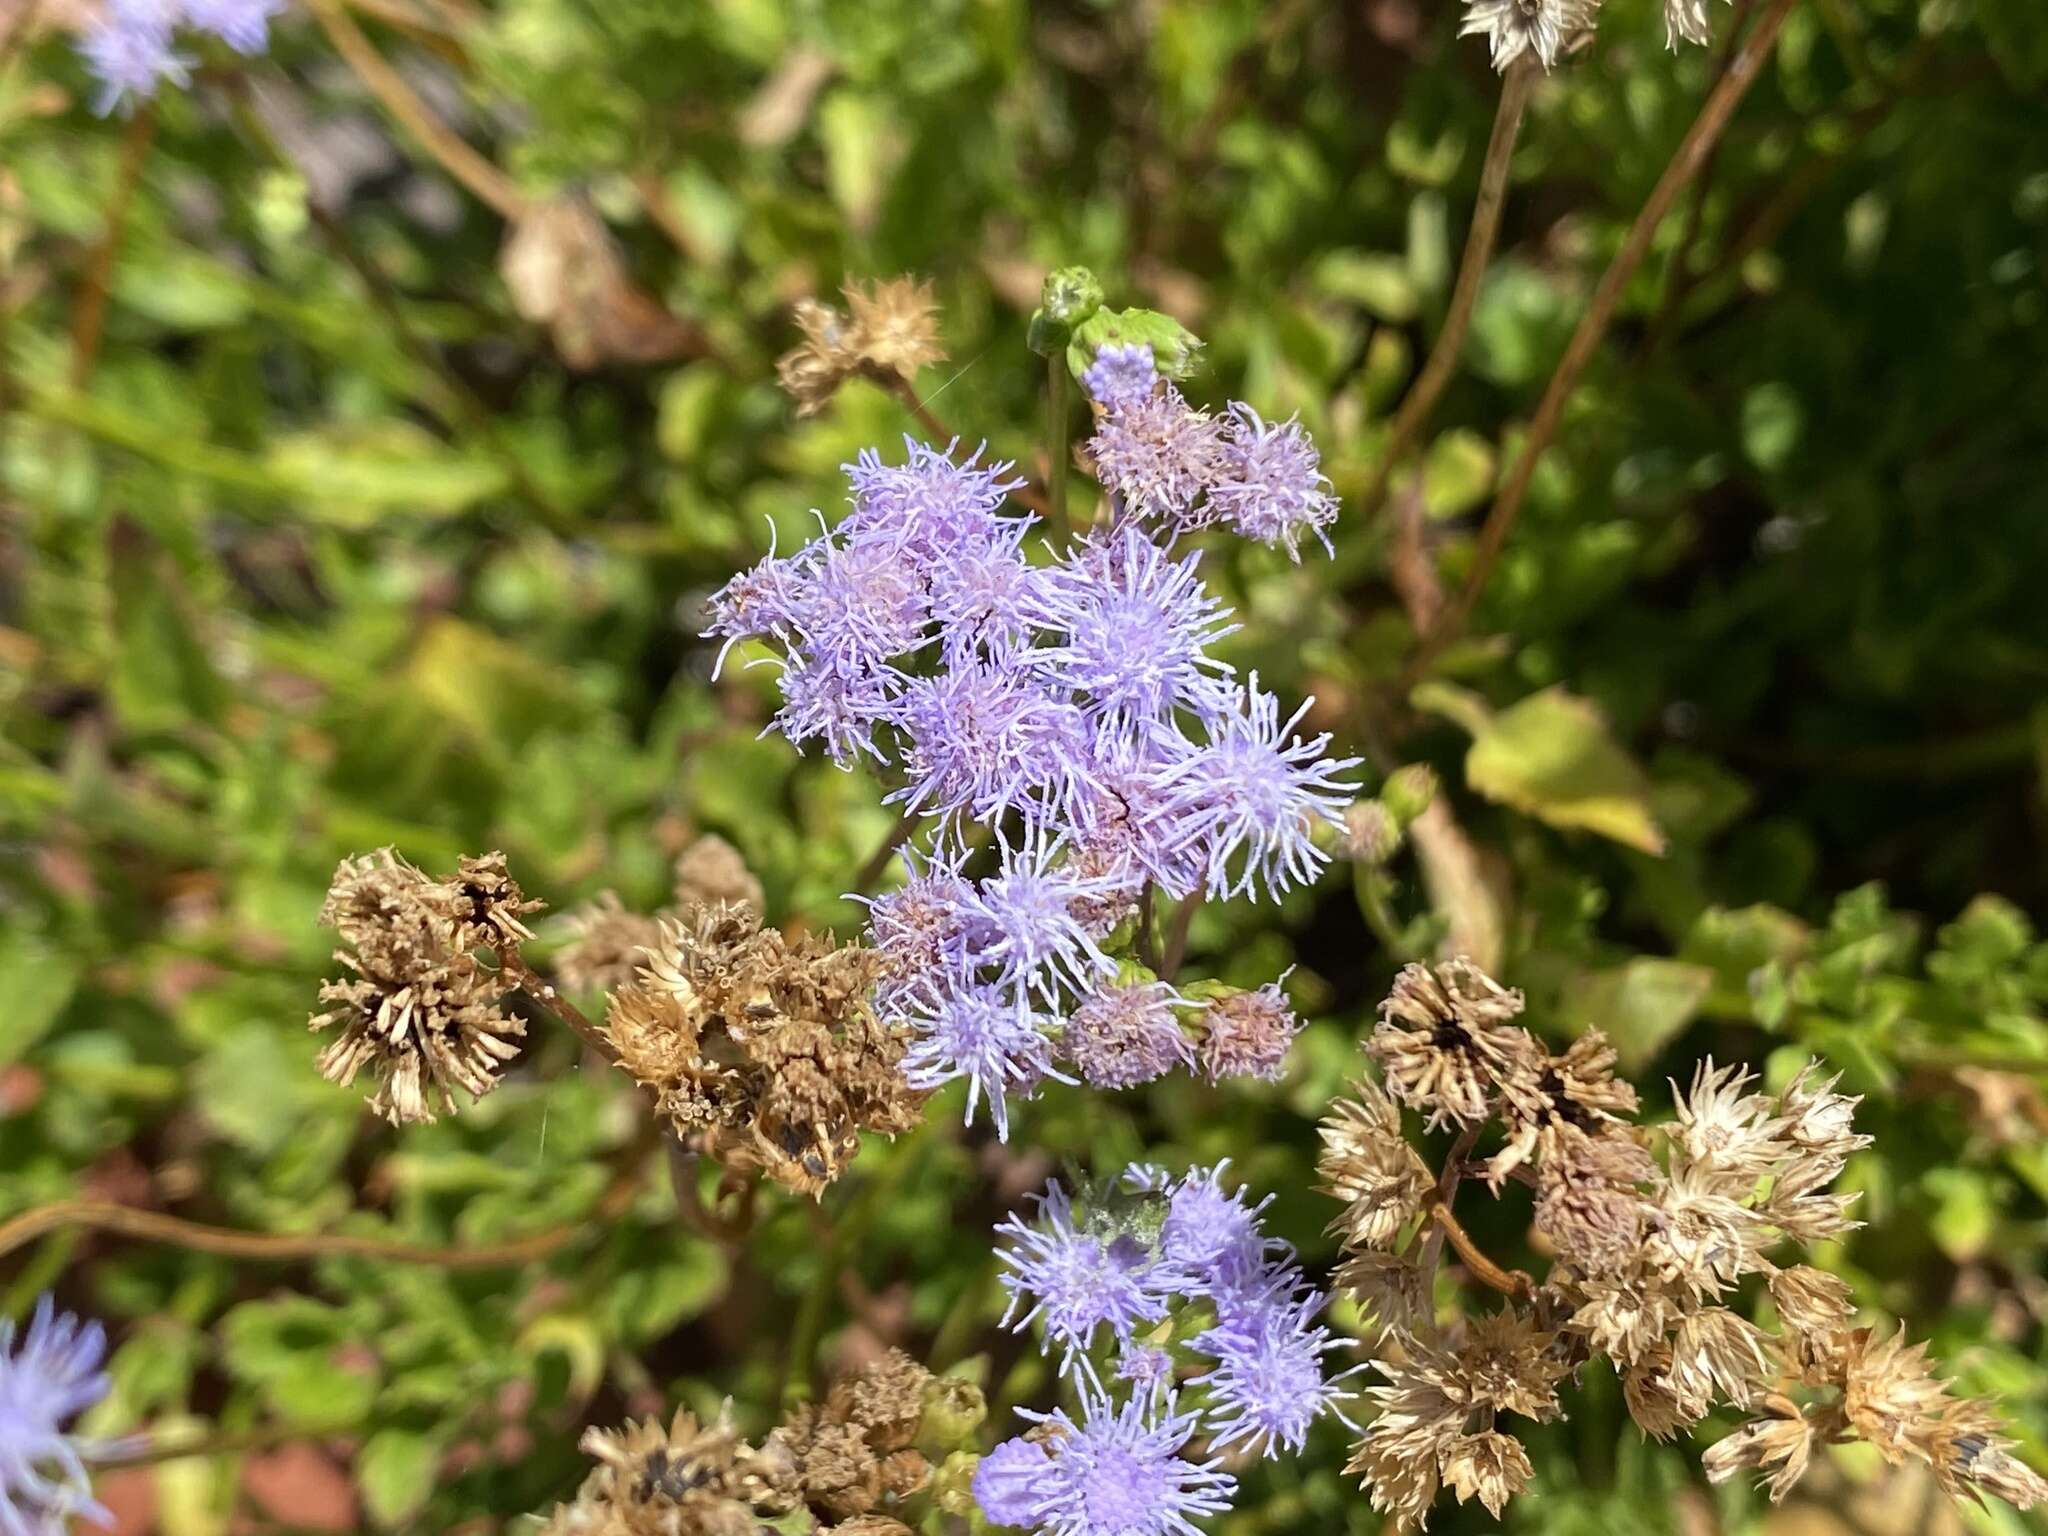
[0,1146,646,1267]
[1425,1195,1533,1298]
[1411,0,1799,674]
[69,107,157,389]
[851,807,920,896]
[307,0,525,221]
[88,1423,313,1469]
[879,373,1055,520]
[1359,58,1536,524]
[1160,893,1200,978]
[499,948,616,1063]
[1046,354,1072,543]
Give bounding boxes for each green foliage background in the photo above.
[2,0,2047,1530]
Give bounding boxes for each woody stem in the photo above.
[1425,1194,1532,1298]
[500,947,617,1063]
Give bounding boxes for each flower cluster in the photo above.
[708,367,1357,1136]
[1459,0,1726,71]
[975,1163,1352,1536]
[554,832,765,995]
[598,901,925,1197]
[1317,957,2048,1525]
[309,848,541,1126]
[78,0,284,114]
[538,1350,986,1536]
[0,1297,118,1536]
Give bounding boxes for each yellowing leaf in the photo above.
[1561,958,1714,1072]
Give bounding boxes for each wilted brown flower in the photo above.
[673,833,766,915]
[1440,1429,1532,1519]
[1368,958,1535,1129]
[539,1405,798,1536]
[1485,1029,1638,1187]
[309,849,538,1125]
[602,904,923,1195]
[1837,1327,1957,1466]
[1319,1078,1433,1251]
[776,277,944,416]
[1334,1249,1430,1341]
[826,1349,933,1455]
[554,891,666,996]
[1768,1265,1854,1370]
[1347,1345,1468,1528]
[1924,1398,2048,1509]
[1668,1307,1771,1412]
[1530,1129,1653,1276]
[1620,1346,1700,1440]
[1195,980,1301,1082]
[1454,1307,1567,1422]
[1701,1405,1816,1503]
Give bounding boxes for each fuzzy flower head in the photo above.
[1000,1392,1237,1536]
[1088,387,1226,528]
[997,1181,1176,1374]
[898,979,1068,1142]
[1196,1277,1356,1458]
[78,0,189,115]
[180,0,286,52]
[1196,975,1302,1083]
[953,836,1118,1001]
[1459,0,1600,71]
[889,660,1087,832]
[1157,1161,1277,1290]
[842,438,1030,558]
[1082,344,1160,410]
[1064,982,1195,1090]
[0,1298,116,1536]
[1205,406,1338,560]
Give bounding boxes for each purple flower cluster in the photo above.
[1084,346,1339,559]
[980,1164,1353,1535]
[707,423,1357,1138]
[0,1297,117,1536]
[79,0,285,115]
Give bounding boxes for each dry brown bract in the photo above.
[556,835,765,995]
[539,1406,798,1536]
[601,903,924,1196]
[775,277,944,416]
[1322,956,2048,1526]
[309,849,541,1125]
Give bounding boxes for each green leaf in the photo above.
[0,932,81,1065]
[265,423,509,524]
[1309,251,1416,322]
[1924,1168,1996,1263]
[1420,429,1496,520]
[357,1428,443,1527]
[1416,684,1667,854]
[1560,958,1714,1072]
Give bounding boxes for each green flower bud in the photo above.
[1381,764,1440,829]
[1027,266,1105,356]
[932,1450,983,1518]
[1344,800,1402,865]
[919,1375,988,1451]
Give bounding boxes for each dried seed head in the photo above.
[1668,1307,1772,1413]
[673,834,766,915]
[825,1349,933,1455]
[554,891,666,996]
[1837,1327,1956,1466]
[1441,1428,1532,1519]
[1454,1307,1568,1422]
[1195,978,1301,1083]
[541,1404,798,1536]
[1925,1399,2048,1510]
[1486,1030,1639,1187]
[1767,1265,1854,1372]
[1368,958,1536,1129]
[775,278,945,416]
[1318,1079,1433,1251]
[1334,1250,1430,1342]
[1701,1408,1816,1503]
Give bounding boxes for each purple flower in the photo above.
[855,848,975,1007]
[975,1436,1055,1527]
[889,660,1087,831]
[954,836,1118,1001]
[1068,730,1208,900]
[1195,974,1302,1083]
[1206,405,1338,559]
[78,0,189,115]
[1116,1346,1176,1398]
[997,1181,1175,1374]
[1039,532,1239,735]
[843,438,1031,556]
[702,523,819,675]
[1195,1277,1354,1457]
[1002,1391,1237,1536]
[1157,1162,1279,1289]
[179,0,285,52]
[1081,344,1159,409]
[788,530,931,680]
[1149,676,1360,901]
[1064,982,1195,1090]
[900,979,1067,1142]
[927,527,1054,666]
[0,1297,116,1535]
[1087,387,1225,528]
[763,649,897,767]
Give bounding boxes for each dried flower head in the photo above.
[1459,0,1601,72]
[1195,978,1302,1084]
[672,833,766,915]
[540,1405,798,1536]
[1368,958,1534,1129]
[309,848,535,1125]
[553,892,666,996]
[776,278,945,416]
[1318,1079,1433,1251]
[602,904,923,1195]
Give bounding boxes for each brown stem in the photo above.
[1160,894,1201,978]
[88,1423,315,1469]
[1411,0,1799,675]
[851,807,920,896]
[1135,882,1161,974]
[666,1143,754,1246]
[0,1145,646,1267]
[69,107,157,390]
[1426,1194,1532,1298]
[308,0,525,220]
[879,373,1055,520]
[499,948,616,1063]
[1359,59,1536,524]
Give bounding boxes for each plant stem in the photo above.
[69,107,157,390]
[1046,353,1071,543]
[1358,58,1536,524]
[1425,1196,1532,1298]
[1135,882,1161,973]
[852,806,920,895]
[499,948,617,1064]
[308,0,525,221]
[88,1423,313,1469]
[1410,0,1799,676]
[880,372,1054,519]
[1160,893,1200,978]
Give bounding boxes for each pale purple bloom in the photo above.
[1081,344,1158,409]
[927,527,1053,665]
[79,0,189,115]
[975,1436,1055,1527]
[889,660,1087,831]
[702,523,819,675]
[1002,1391,1237,1536]
[1195,1277,1355,1457]
[1116,1346,1176,1398]
[764,650,896,767]
[0,1298,116,1536]
[955,837,1118,1001]
[900,979,1068,1141]
[1206,405,1338,559]
[789,530,931,679]
[1157,1161,1279,1289]
[1064,982,1194,1090]
[1195,972,1302,1084]
[179,0,285,52]
[997,1181,1175,1374]
[1068,729,1209,899]
[854,848,975,1006]
[843,438,1031,556]
[1087,387,1225,528]
[1150,676,1361,901]
[1039,532,1239,734]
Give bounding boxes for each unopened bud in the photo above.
[1381,764,1439,829]
[1028,266,1104,356]
[1343,800,1402,864]
[918,1375,987,1451]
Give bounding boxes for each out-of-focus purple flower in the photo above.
[900,979,1068,1142]
[1081,344,1159,409]
[1088,387,1226,528]
[1151,676,1361,901]
[1206,405,1338,560]
[955,837,1118,1000]
[0,1297,116,1535]
[1195,1277,1355,1457]
[1002,1391,1237,1536]
[997,1181,1176,1373]
[1195,973,1302,1083]
[890,660,1087,831]
[1039,532,1238,734]
[1116,1345,1176,1398]
[975,1436,1055,1528]
[1157,1161,1277,1289]
[79,0,189,115]
[179,0,285,52]
[843,438,1031,556]
[1064,982,1194,1090]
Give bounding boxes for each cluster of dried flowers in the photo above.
[974,1163,1352,1536]
[539,1350,984,1536]
[1318,957,2048,1525]
[597,900,924,1198]
[1459,0,1728,71]
[554,834,767,995]
[309,848,542,1125]
[775,277,946,418]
